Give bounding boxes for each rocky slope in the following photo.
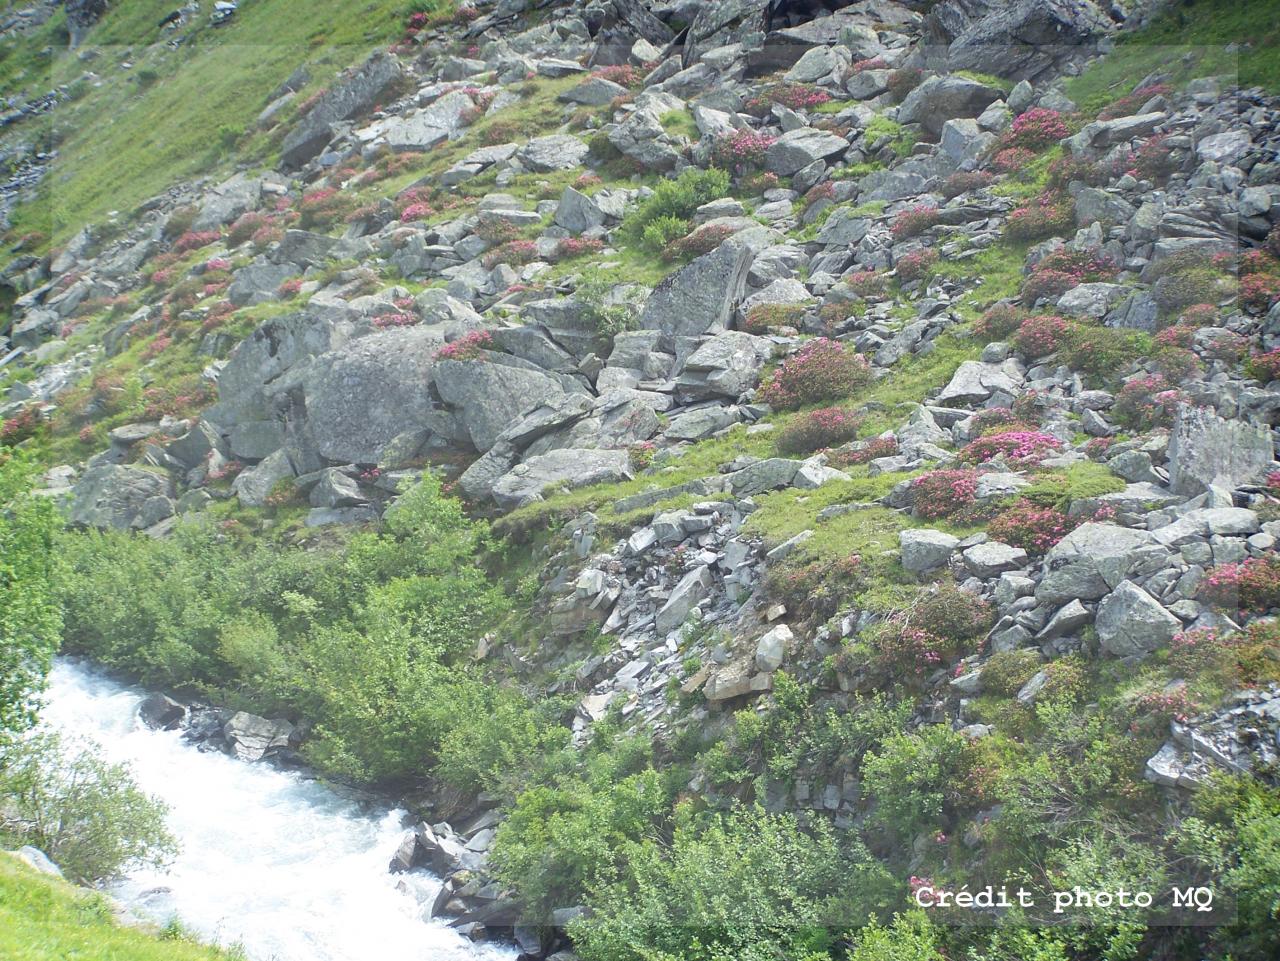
[4,0,1280,957]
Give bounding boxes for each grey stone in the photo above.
[1167,405,1274,496]
[1036,523,1169,604]
[656,565,714,634]
[281,52,402,168]
[900,528,960,573]
[69,465,172,530]
[764,128,848,177]
[637,240,753,342]
[898,75,1002,136]
[223,711,296,762]
[518,134,590,172]
[492,449,633,510]
[231,450,295,508]
[962,541,1028,578]
[1095,580,1181,658]
[754,624,792,672]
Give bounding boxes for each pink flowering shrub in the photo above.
[801,181,836,209]
[555,236,604,261]
[173,230,221,253]
[667,223,738,261]
[941,170,995,199]
[277,278,304,299]
[628,441,656,471]
[482,239,540,268]
[911,468,979,519]
[372,312,418,329]
[1246,348,1280,383]
[1241,273,1280,314]
[1022,248,1118,306]
[845,270,889,297]
[227,211,271,246]
[1117,134,1177,182]
[990,147,1035,173]
[891,204,941,240]
[1005,195,1073,241]
[1199,556,1280,612]
[896,248,938,283]
[434,329,493,362]
[251,224,284,249]
[1013,314,1070,358]
[400,202,434,222]
[1112,374,1183,431]
[745,83,831,114]
[776,406,863,454]
[973,303,1027,341]
[759,338,872,410]
[709,129,776,171]
[298,188,355,229]
[851,57,889,73]
[592,64,645,89]
[829,435,898,467]
[988,502,1075,554]
[1005,108,1069,150]
[960,429,1062,465]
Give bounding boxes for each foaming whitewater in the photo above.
[39,659,514,961]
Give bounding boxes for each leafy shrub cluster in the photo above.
[1004,108,1069,149]
[1022,247,1118,305]
[776,406,862,454]
[895,247,938,282]
[759,338,872,410]
[742,301,804,334]
[911,468,979,520]
[940,170,995,199]
[974,302,1027,340]
[666,222,737,261]
[435,329,493,361]
[744,83,831,113]
[1013,313,1070,357]
[959,429,1062,465]
[623,168,730,253]
[709,129,776,172]
[1112,373,1183,430]
[1199,556,1280,613]
[1005,193,1074,241]
[890,203,940,240]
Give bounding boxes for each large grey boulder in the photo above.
[281,52,403,168]
[69,465,173,530]
[560,76,628,105]
[607,104,681,171]
[897,75,1003,137]
[937,360,1024,406]
[227,261,301,307]
[1036,523,1170,604]
[492,449,633,510]
[518,134,590,172]
[655,565,714,634]
[900,529,960,573]
[193,173,262,232]
[1167,405,1274,496]
[554,186,609,234]
[433,359,579,453]
[377,90,475,150]
[303,326,446,464]
[764,128,849,177]
[926,0,1113,81]
[1095,581,1182,659]
[675,330,772,400]
[210,310,353,428]
[223,711,297,762]
[231,450,295,507]
[637,240,753,342]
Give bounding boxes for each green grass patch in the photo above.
[0,854,239,961]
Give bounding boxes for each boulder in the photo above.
[900,529,960,573]
[928,0,1113,81]
[1036,523,1170,604]
[1167,405,1274,496]
[231,450,295,508]
[559,76,628,105]
[937,360,1023,406]
[637,240,753,342]
[1095,581,1182,659]
[554,186,608,233]
[309,468,366,508]
[764,128,849,177]
[655,565,714,634]
[897,75,1002,137]
[222,711,296,762]
[675,330,772,400]
[518,134,590,172]
[433,359,579,453]
[137,693,185,730]
[69,465,173,530]
[492,449,633,510]
[754,624,792,672]
[303,326,445,464]
[962,541,1028,578]
[281,52,402,168]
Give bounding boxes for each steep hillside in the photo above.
[4,0,1280,959]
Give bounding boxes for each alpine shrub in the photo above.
[1112,374,1183,431]
[1013,314,1070,358]
[776,406,862,454]
[911,468,979,519]
[759,338,872,409]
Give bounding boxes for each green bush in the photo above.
[639,214,691,253]
[570,803,893,961]
[0,451,61,742]
[862,725,981,843]
[0,733,175,884]
[622,168,730,250]
[981,649,1042,696]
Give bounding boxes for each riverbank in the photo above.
[39,659,516,961]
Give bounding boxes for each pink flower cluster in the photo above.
[1246,348,1280,383]
[1013,314,1070,358]
[890,204,941,240]
[710,129,776,171]
[173,230,221,253]
[372,312,418,329]
[1005,196,1073,241]
[482,239,540,269]
[759,338,872,410]
[845,270,889,297]
[911,468,978,519]
[830,435,898,467]
[435,329,493,362]
[896,248,938,283]
[960,429,1062,465]
[1199,556,1280,612]
[400,202,434,223]
[1112,374,1183,431]
[1006,108,1069,149]
[555,236,604,260]
[776,406,862,454]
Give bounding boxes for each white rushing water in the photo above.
[39,659,515,961]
